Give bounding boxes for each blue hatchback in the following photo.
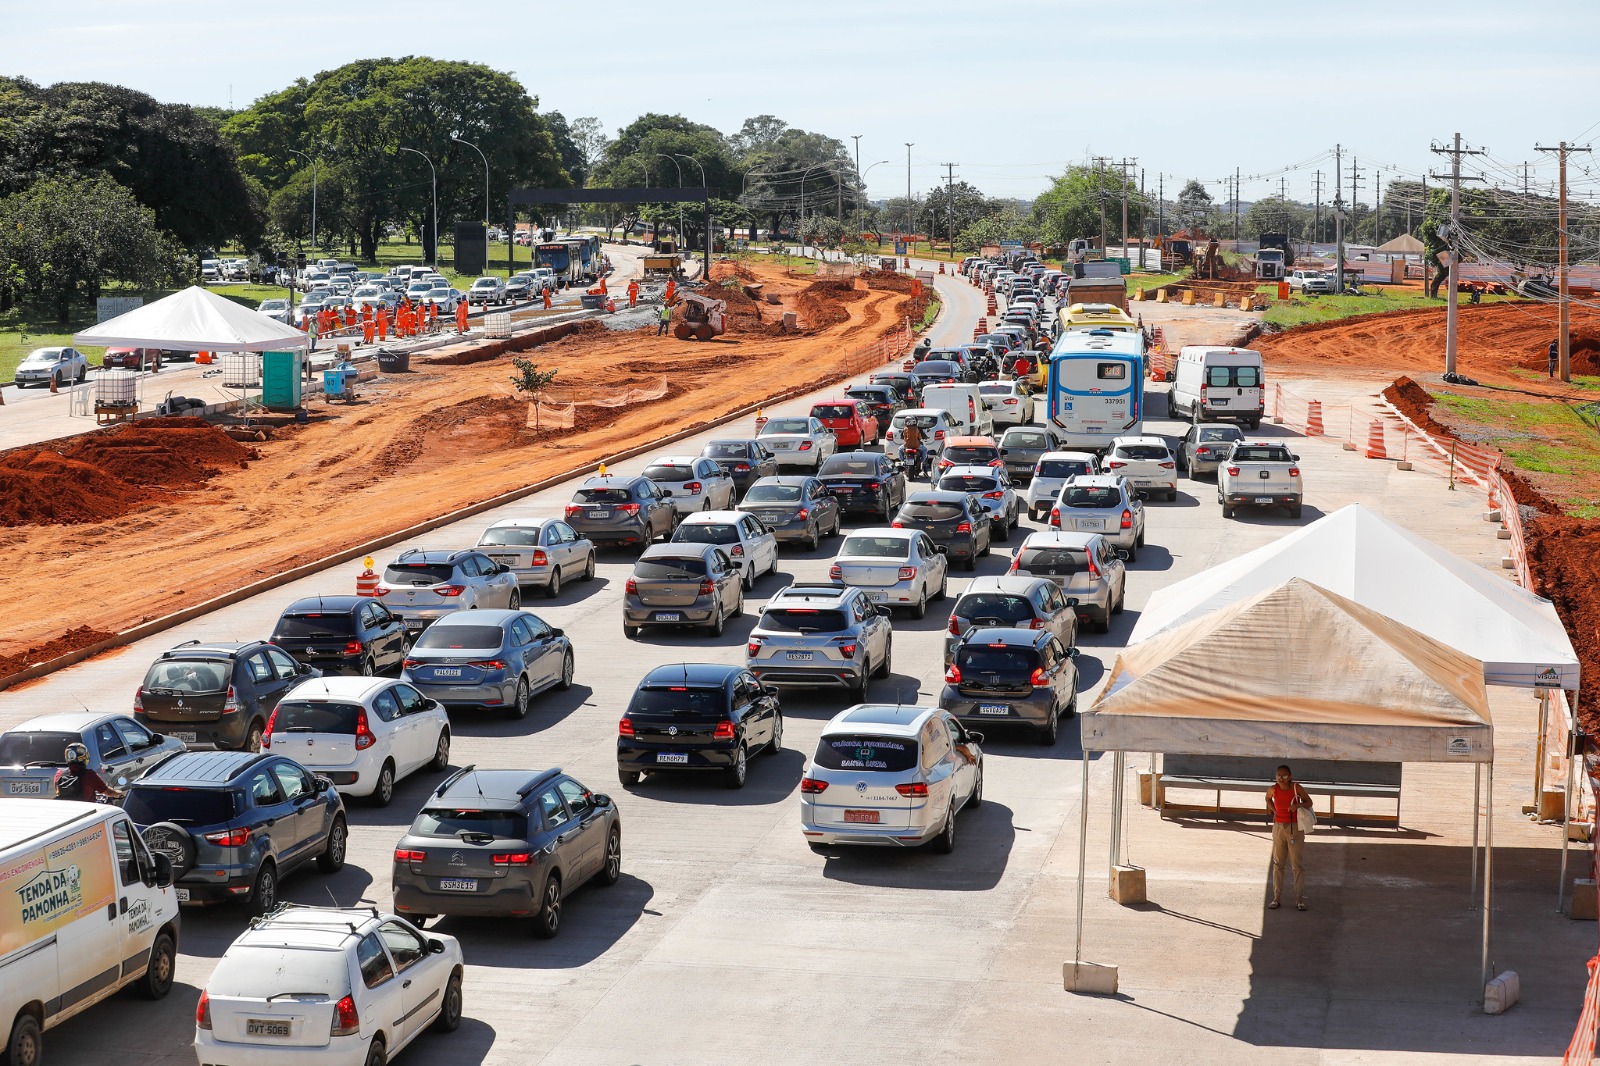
[401,609,574,718]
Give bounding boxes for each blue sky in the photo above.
[11,0,1599,205]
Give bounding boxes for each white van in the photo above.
[1,800,181,1062]
[919,383,994,437]
[1170,346,1265,429]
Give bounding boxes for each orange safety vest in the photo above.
[456,301,469,331]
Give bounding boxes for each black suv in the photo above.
[617,664,783,790]
[391,766,621,938]
[136,640,319,751]
[893,491,993,570]
[817,452,907,522]
[938,628,1080,746]
[127,750,347,915]
[269,595,410,676]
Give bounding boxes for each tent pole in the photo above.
[1481,761,1494,994]
[1471,763,1480,905]
[1074,753,1091,965]
[1559,690,1577,911]
[1109,751,1124,875]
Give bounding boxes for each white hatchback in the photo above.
[196,906,464,1066]
[1101,435,1179,501]
[1025,451,1097,520]
[643,455,738,515]
[263,677,450,806]
[672,510,780,589]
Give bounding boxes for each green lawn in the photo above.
[1431,391,1600,513]
[1263,287,1516,329]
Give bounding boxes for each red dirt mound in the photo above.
[1525,514,1600,730]
[0,625,115,677]
[1514,331,1600,376]
[1382,376,1453,437]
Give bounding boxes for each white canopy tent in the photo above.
[74,285,308,352]
[1070,579,1501,996]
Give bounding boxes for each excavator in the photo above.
[672,292,726,341]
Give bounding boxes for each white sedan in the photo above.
[756,416,838,471]
[978,381,1034,426]
[15,347,88,388]
[672,510,780,589]
[643,455,738,515]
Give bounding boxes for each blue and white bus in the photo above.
[1046,328,1146,452]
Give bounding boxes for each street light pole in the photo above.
[450,134,490,227]
[656,154,683,252]
[859,160,890,244]
[905,143,915,244]
[674,154,709,278]
[398,147,437,267]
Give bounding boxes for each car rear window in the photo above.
[142,659,231,694]
[917,361,959,376]
[273,613,356,639]
[1038,459,1092,479]
[1114,445,1169,460]
[207,944,349,999]
[123,786,238,826]
[1198,428,1243,443]
[895,414,940,430]
[839,535,911,558]
[813,735,917,772]
[944,447,998,464]
[270,701,360,734]
[1005,431,1050,449]
[956,644,1040,683]
[763,418,811,435]
[1017,547,1090,573]
[704,442,749,459]
[761,608,849,633]
[1205,365,1261,387]
[845,390,886,403]
[955,594,1034,624]
[819,456,878,476]
[384,563,454,585]
[479,527,542,546]
[628,688,725,716]
[811,405,855,419]
[413,808,527,839]
[642,465,694,483]
[634,557,708,579]
[939,475,998,493]
[414,625,505,650]
[743,483,801,503]
[673,523,738,545]
[1233,447,1294,463]
[979,385,1013,396]
[575,487,633,504]
[0,731,77,766]
[1062,486,1120,508]
[900,501,963,521]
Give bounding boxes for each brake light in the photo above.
[221,686,240,714]
[617,503,641,515]
[531,550,547,566]
[1030,667,1049,687]
[493,852,532,866]
[468,660,507,671]
[829,564,842,579]
[684,481,702,494]
[800,777,829,794]
[204,827,250,847]
[1121,508,1133,529]
[1159,461,1175,469]
[838,643,858,659]
[866,481,881,492]
[1004,398,1018,405]
[945,664,962,683]
[435,585,466,597]
[625,578,638,594]
[618,716,634,737]
[343,641,364,656]
[948,616,961,635]
[795,508,809,520]
[798,441,814,451]
[898,566,918,580]
[262,707,279,746]
[698,579,715,596]
[934,430,946,439]
[896,782,930,797]
[133,686,144,714]
[1050,507,1060,526]
[713,720,736,740]
[891,520,904,528]
[373,585,391,597]
[982,490,1004,499]
[1227,466,1240,477]
[1106,461,1126,469]
[354,708,376,750]
[955,522,972,533]
[196,990,212,1030]
[394,848,426,863]
[1087,555,1101,578]
[331,995,360,1037]
[565,504,582,518]
[1288,467,1300,477]
[747,641,761,656]
[1008,557,1020,573]
[734,463,750,472]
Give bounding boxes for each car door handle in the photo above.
[557,831,577,843]
[403,979,412,989]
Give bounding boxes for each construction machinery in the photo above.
[673,292,727,341]
[643,251,681,277]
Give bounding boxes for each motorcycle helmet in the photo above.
[64,742,90,766]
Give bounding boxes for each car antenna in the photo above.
[69,692,91,714]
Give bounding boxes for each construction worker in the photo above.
[456,298,470,334]
[344,306,356,331]
[664,277,677,304]
[657,302,673,336]
[362,310,375,345]
[428,302,438,332]
[376,306,389,341]
[627,279,639,308]
[542,287,552,310]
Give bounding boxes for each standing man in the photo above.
[542,286,552,310]
[376,305,389,342]
[1265,764,1312,911]
[344,305,357,332]
[664,277,677,304]
[456,298,470,335]
[657,302,673,336]
[1549,337,1560,378]
[627,279,639,308]
[361,308,376,346]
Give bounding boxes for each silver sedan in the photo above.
[476,518,596,598]
[756,416,838,471]
[828,528,949,618]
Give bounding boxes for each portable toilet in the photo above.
[261,350,304,410]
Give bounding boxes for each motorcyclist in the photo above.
[56,743,122,803]
[913,338,931,363]
[899,420,927,478]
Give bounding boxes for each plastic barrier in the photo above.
[1364,419,1388,459]
[1305,400,1325,436]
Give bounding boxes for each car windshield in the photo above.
[813,735,918,772]
[761,608,849,633]
[901,501,963,521]
[383,563,454,585]
[762,418,812,435]
[0,731,78,766]
[1114,445,1169,461]
[473,279,497,288]
[628,688,724,716]
[939,475,998,493]
[956,644,1040,683]
[642,465,694,482]
[1233,447,1294,463]
[142,659,230,694]
[273,613,356,639]
[944,447,998,464]
[1038,459,1093,479]
[1198,428,1243,443]
[819,457,878,476]
[634,557,708,579]
[674,523,739,545]
[704,442,750,459]
[575,487,634,504]
[1005,431,1051,449]
[207,944,349,998]
[1062,486,1120,508]
[955,595,1034,624]
[122,786,238,826]
[414,625,505,650]
[353,288,381,298]
[21,352,59,365]
[839,536,910,559]
[1017,547,1090,573]
[479,527,543,547]
[743,483,801,503]
[270,701,361,734]
[414,807,527,838]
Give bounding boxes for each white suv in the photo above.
[197,906,464,1064]
[262,677,451,806]
[1100,435,1178,502]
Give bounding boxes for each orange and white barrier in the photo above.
[1364,419,1388,460]
[1305,401,1325,436]
[356,558,379,597]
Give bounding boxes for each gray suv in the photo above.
[943,575,1079,664]
[379,549,521,634]
[939,628,1079,745]
[623,543,744,638]
[564,475,676,550]
[746,583,893,696]
[391,766,621,938]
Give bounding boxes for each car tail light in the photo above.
[1030,667,1049,687]
[945,664,962,683]
[531,550,547,566]
[617,503,641,515]
[800,777,829,794]
[734,462,750,472]
[730,545,744,557]
[898,566,918,580]
[934,430,946,439]
[1087,555,1102,578]
[221,686,240,715]
[1120,509,1133,529]
[373,585,391,597]
[1227,466,1240,477]
[1030,618,1046,629]
[1050,507,1060,526]
[354,708,376,750]
[196,990,212,1030]
[133,686,144,714]
[866,481,881,492]
[989,459,1004,468]
[955,522,972,533]
[684,481,702,494]
[891,520,903,528]
[1160,461,1175,469]
[1004,398,1018,405]
[828,564,842,579]
[713,720,735,740]
[795,508,809,520]
[698,579,715,596]
[493,852,532,866]
[625,578,638,594]
[618,716,635,737]
[1106,460,1126,469]
[331,995,360,1037]
[435,585,465,597]
[1288,467,1300,477]
[204,827,250,847]
[1008,557,1020,573]
[394,848,426,863]
[837,643,858,659]
[982,490,1004,499]
[948,616,961,635]
[747,641,762,656]
[468,660,507,671]
[798,441,814,451]
[343,641,364,656]
[896,782,930,797]
[564,504,582,518]
[262,707,279,745]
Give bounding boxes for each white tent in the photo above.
[74,285,308,352]
[1128,504,1577,692]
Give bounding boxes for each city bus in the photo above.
[1046,328,1146,452]
[535,241,579,287]
[566,234,601,280]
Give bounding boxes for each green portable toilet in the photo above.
[261,350,303,410]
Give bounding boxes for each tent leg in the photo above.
[1074,753,1090,965]
[1471,763,1481,906]
[1481,762,1494,995]
[1109,751,1125,875]
[1559,702,1576,912]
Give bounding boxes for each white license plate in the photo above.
[655,612,682,622]
[1254,496,1275,503]
[171,731,197,744]
[843,810,880,824]
[1134,478,1153,485]
[247,1019,292,1038]
[786,652,815,662]
[490,556,519,566]
[1210,398,1230,405]
[978,705,1011,716]
[439,878,478,892]
[1073,520,1103,531]
[405,620,426,631]
[5,781,43,795]
[432,668,462,678]
[865,591,888,602]
[589,510,611,519]
[656,753,689,764]
[175,889,191,902]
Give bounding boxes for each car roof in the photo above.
[283,595,364,613]
[770,583,855,604]
[681,510,746,524]
[941,465,1003,479]
[649,456,698,465]
[706,438,758,446]
[433,766,560,805]
[1039,450,1097,460]
[483,518,551,529]
[581,475,644,488]
[825,704,937,738]
[640,543,717,560]
[1021,530,1102,548]
[1069,474,1122,488]
[390,549,473,563]
[960,575,1052,596]
[1195,423,1245,432]
[894,408,945,417]
[158,641,253,659]
[750,475,813,487]
[907,490,970,504]
[138,750,272,785]
[1110,436,1169,447]
[842,524,917,537]
[945,436,997,447]
[639,663,739,687]
[12,711,114,733]
[432,609,522,626]
[282,677,394,701]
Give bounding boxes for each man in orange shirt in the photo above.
[456,298,470,334]
[428,303,438,331]
[542,287,552,310]
[344,306,356,331]
[627,279,639,308]
[362,308,375,345]
[376,306,389,341]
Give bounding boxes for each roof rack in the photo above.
[516,768,561,798]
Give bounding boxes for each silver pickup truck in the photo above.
[1216,441,1303,519]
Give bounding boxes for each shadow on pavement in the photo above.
[819,800,1016,892]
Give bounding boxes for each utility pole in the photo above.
[1140,167,1147,266]
[1373,168,1383,246]
[1536,140,1593,382]
[1092,156,1112,251]
[852,136,862,238]
[1313,170,1322,246]
[1116,157,1137,264]
[1333,143,1345,293]
[904,143,915,242]
[942,163,957,257]
[1234,166,1241,242]
[1431,133,1488,376]
[1157,173,1165,244]
[1349,157,1364,245]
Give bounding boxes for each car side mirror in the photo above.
[550,627,564,638]
[967,731,985,746]
[875,605,893,616]
[589,793,612,809]
[1291,455,1300,461]
[297,662,311,674]
[1065,597,1080,607]
[428,938,447,954]
[150,853,174,888]
[1067,647,1080,659]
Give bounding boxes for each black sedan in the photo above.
[617,663,783,790]
[909,359,963,391]
[817,452,907,523]
[701,438,779,496]
[269,595,410,676]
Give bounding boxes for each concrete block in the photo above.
[1156,289,1168,303]
[1496,528,1512,540]
[1566,879,1597,920]
[1396,461,1413,470]
[1181,290,1195,306]
[1213,293,1227,308]
[1110,864,1147,906]
[1138,772,1157,807]
[1342,441,1357,451]
[1501,557,1516,570]
[1483,509,1502,522]
[1063,960,1119,995]
[1538,788,1566,822]
[1483,970,1520,1015]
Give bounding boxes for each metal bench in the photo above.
[1156,755,1402,828]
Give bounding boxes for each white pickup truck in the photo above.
[1217,441,1302,519]
[1286,269,1333,294]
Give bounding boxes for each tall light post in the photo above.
[398,147,437,266]
[656,153,683,250]
[674,154,709,278]
[859,159,890,247]
[450,133,490,227]
[904,143,915,242]
[799,162,839,226]
[287,149,318,251]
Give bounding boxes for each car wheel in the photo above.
[708,604,725,637]
[805,522,819,550]
[980,535,992,558]
[931,805,957,855]
[967,767,984,808]
[371,761,395,807]
[546,569,561,599]
[7,1014,42,1066]
[245,719,266,753]
[911,587,927,619]
[875,638,893,678]
[245,862,278,917]
[1126,541,1138,564]
[556,650,574,691]
[995,517,1011,543]
[1097,608,1113,634]
[733,589,745,618]
[1221,504,1235,519]
[724,744,749,790]
[364,1036,386,1066]
[429,728,451,771]
[963,553,977,572]
[532,874,562,939]
[433,969,464,1033]
[511,677,532,719]
[1038,704,1060,746]
[766,714,784,755]
[136,930,177,999]
[317,816,348,872]
[1290,504,1303,520]
[935,571,948,601]
[582,552,596,581]
[508,588,522,610]
[598,827,622,886]
[618,768,641,787]
[742,564,754,591]
[361,655,376,677]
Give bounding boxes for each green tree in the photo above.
[1174,179,1214,234]
[918,181,994,246]
[1032,165,1142,248]
[1242,196,1310,241]
[956,210,1039,253]
[509,358,559,428]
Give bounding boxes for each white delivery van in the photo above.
[920,383,994,437]
[1171,346,1265,428]
[0,800,180,1062]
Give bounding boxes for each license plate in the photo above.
[439,878,479,892]
[655,612,681,622]
[432,668,462,678]
[1073,520,1103,531]
[490,556,518,566]
[834,486,855,493]
[171,731,196,744]
[175,889,190,902]
[843,810,880,824]
[1134,478,1152,485]
[405,620,426,631]
[785,651,813,661]
[1254,496,1274,503]
[247,1020,291,1038]
[1210,398,1229,405]
[656,753,689,764]
[5,781,43,795]
[978,705,1011,716]
[589,510,611,519]
[865,591,887,602]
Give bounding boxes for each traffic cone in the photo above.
[1364,418,1387,459]
[938,262,945,274]
[49,374,58,394]
[1305,401,1325,436]
[355,557,379,597]
[973,322,985,340]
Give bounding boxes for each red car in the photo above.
[102,347,158,370]
[810,400,879,448]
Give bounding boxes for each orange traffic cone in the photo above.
[1364,418,1387,459]
[355,557,379,597]
[1306,401,1325,436]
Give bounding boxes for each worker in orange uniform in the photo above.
[344,306,356,331]
[400,305,414,338]
[375,306,389,341]
[627,280,639,308]
[664,277,676,304]
[362,309,375,345]
[456,298,470,334]
[428,303,438,332]
[542,287,552,310]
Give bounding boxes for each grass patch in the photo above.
[1433,392,1600,492]
[1263,288,1517,330]
[919,298,942,331]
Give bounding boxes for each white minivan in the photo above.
[1170,346,1265,429]
[1,801,181,1063]
[919,383,994,437]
